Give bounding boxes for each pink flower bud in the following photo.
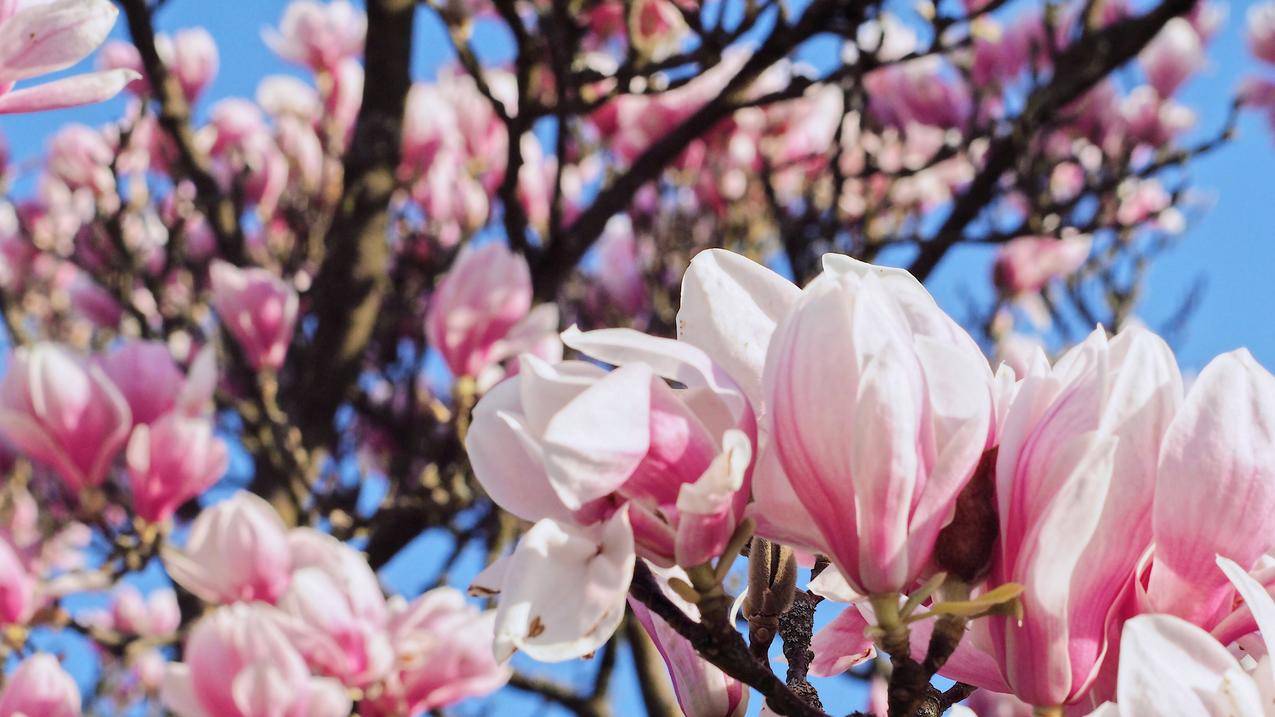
[425,242,532,378]
[630,0,689,61]
[208,260,298,371]
[163,28,218,102]
[992,235,1092,296]
[1143,350,1275,628]
[46,123,114,196]
[127,413,228,524]
[65,267,123,326]
[163,491,292,605]
[588,219,649,315]
[0,654,80,717]
[264,0,366,75]
[111,585,181,636]
[1139,18,1205,98]
[161,602,351,717]
[0,343,132,492]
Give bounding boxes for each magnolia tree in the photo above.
[0,0,1274,715]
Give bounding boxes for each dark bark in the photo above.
[296,0,417,447]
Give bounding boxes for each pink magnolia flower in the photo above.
[993,235,1092,296]
[425,242,534,378]
[410,153,490,247]
[162,28,218,101]
[1250,2,1275,66]
[762,254,993,595]
[629,564,749,717]
[466,326,754,568]
[111,585,181,637]
[362,587,510,715]
[98,340,187,426]
[866,59,972,130]
[1120,86,1195,148]
[0,343,132,492]
[0,653,80,717]
[0,0,138,115]
[256,75,321,122]
[588,218,649,315]
[400,70,513,181]
[970,14,1045,90]
[1088,557,1275,716]
[264,0,366,75]
[1140,350,1275,628]
[161,602,351,717]
[127,413,228,524]
[163,491,292,605]
[956,327,1180,708]
[46,123,114,196]
[1139,18,1205,98]
[470,508,635,661]
[209,260,299,371]
[274,529,393,688]
[100,28,218,102]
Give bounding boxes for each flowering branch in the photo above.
[629,560,829,717]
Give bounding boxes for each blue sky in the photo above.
[4,0,1274,714]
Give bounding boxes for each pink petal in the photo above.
[0,68,136,114]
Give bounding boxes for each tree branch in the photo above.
[118,0,244,264]
[530,0,862,300]
[629,561,829,717]
[296,0,417,448]
[906,0,1197,281]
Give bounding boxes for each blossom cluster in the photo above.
[468,248,1275,716]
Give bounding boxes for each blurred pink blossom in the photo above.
[209,260,298,371]
[163,491,292,604]
[0,342,132,492]
[161,602,351,717]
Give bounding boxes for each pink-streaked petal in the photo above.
[540,364,653,510]
[1150,350,1275,626]
[809,604,875,677]
[1003,431,1116,706]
